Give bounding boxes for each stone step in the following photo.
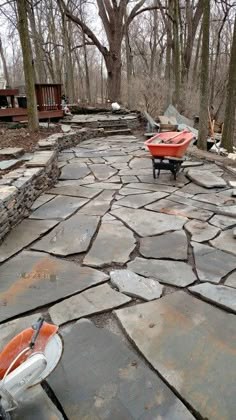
[104,128,132,136]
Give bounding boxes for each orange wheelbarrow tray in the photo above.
[144,130,194,158]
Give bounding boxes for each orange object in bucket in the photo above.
[145,130,194,158]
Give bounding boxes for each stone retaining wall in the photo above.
[0,128,103,242]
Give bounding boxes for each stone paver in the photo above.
[83,181,121,189]
[209,214,236,230]
[0,159,18,170]
[0,219,58,263]
[32,214,100,256]
[49,319,194,420]
[30,193,56,210]
[139,230,188,260]
[111,207,186,236]
[90,163,117,180]
[192,192,236,206]
[49,284,131,324]
[29,195,88,220]
[115,291,236,420]
[48,184,102,198]
[210,228,236,256]
[127,182,178,193]
[128,257,196,287]
[59,162,90,179]
[0,250,108,321]
[117,191,169,208]
[225,272,236,288]
[185,220,220,242]
[84,221,136,267]
[187,169,227,188]
[146,198,213,221]
[79,190,115,216]
[189,282,236,313]
[110,269,163,300]
[192,242,236,283]
[119,187,151,195]
[0,147,24,157]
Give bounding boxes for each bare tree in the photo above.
[16,0,39,131]
[197,0,209,150]
[0,37,10,86]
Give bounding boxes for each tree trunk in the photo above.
[0,37,10,86]
[105,53,122,102]
[197,0,209,150]
[125,23,133,109]
[221,13,236,152]
[172,0,181,108]
[82,32,91,103]
[16,0,39,132]
[28,4,47,83]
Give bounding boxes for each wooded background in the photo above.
[0,0,236,149]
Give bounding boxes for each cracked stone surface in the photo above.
[111,207,186,236]
[225,272,236,288]
[139,230,188,260]
[192,242,236,283]
[90,163,117,180]
[29,195,88,220]
[185,220,220,242]
[146,198,213,221]
[48,184,102,198]
[128,257,196,287]
[187,169,227,188]
[1,133,236,419]
[0,219,59,263]
[117,191,169,208]
[115,291,236,420]
[189,282,236,313]
[49,283,131,324]
[48,319,194,420]
[0,250,108,322]
[59,162,90,179]
[110,269,163,300]
[84,221,136,267]
[210,228,236,256]
[32,214,100,256]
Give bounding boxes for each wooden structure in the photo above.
[0,84,63,122]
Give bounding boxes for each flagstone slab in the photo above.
[169,193,219,213]
[185,220,220,242]
[192,192,236,206]
[187,169,227,188]
[128,257,196,287]
[127,182,178,193]
[59,162,90,180]
[138,173,189,187]
[111,207,186,237]
[29,195,88,220]
[32,214,99,256]
[117,191,169,209]
[79,190,115,216]
[192,242,236,283]
[0,313,41,351]
[119,187,151,196]
[0,147,24,158]
[90,163,117,180]
[217,204,236,217]
[115,291,236,420]
[189,282,236,313]
[139,230,188,260]
[83,221,136,267]
[12,385,63,420]
[121,175,139,183]
[0,159,18,170]
[49,319,194,420]
[209,214,236,230]
[84,182,121,189]
[146,198,213,221]
[130,157,152,169]
[110,162,129,170]
[0,219,58,263]
[0,250,108,322]
[105,175,120,183]
[49,284,131,325]
[31,193,56,210]
[110,270,163,301]
[210,228,236,256]
[225,272,236,289]
[48,184,102,199]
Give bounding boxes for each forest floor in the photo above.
[0,133,235,419]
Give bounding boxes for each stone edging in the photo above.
[0,128,103,242]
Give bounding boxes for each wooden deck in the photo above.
[0,108,63,121]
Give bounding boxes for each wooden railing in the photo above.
[35,84,62,111]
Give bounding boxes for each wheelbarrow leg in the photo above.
[152,159,156,179]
